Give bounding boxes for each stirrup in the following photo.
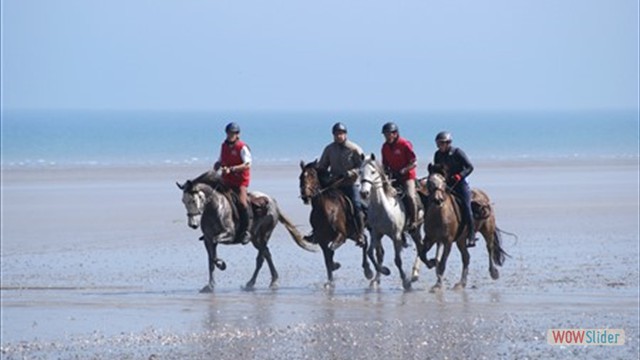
[466,237,477,248]
[235,231,251,245]
[303,233,315,244]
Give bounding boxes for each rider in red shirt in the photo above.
[214,122,252,244]
[381,122,420,230]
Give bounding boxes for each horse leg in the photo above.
[430,242,452,293]
[394,233,411,291]
[453,237,470,290]
[201,240,217,293]
[366,232,383,288]
[411,256,422,283]
[480,221,500,280]
[367,231,390,276]
[244,242,264,291]
[409,228,423,282]
[421,236,437,269]
[263,244,279,289]
[321,242,337,289]
[361,237,374,281]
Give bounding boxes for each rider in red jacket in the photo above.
[214,122,252,244]
[381,122,420,230]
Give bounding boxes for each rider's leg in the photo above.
[235,186,252,244]
[404,179,419,230]
[343,184,366,245]
[456,182,476,247]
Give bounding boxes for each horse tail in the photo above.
[492,227,510,266]
[276,207,318,253]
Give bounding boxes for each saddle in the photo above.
[212,186,268,223]
[248,194,270,217]
[453,190,492,221]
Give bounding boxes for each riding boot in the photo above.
[236,205,252,245]
[466,216,477,248]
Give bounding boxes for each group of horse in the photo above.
[177,155,509,293]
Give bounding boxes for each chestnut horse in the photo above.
[420,164,508,292]
[299,160,374,288]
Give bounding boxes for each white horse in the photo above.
[177,170,317,292]
[359,154,424,290]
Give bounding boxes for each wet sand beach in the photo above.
[1,160,638,359]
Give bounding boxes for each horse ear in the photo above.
[299,160,305,170]
[176,181,184,190]
[370,153,376,161]
[427,163,433,174]
[360,153,365,161]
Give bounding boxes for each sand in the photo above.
[1,160,638,359]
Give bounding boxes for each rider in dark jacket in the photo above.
[433,131,477,247]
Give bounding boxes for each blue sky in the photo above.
[2,0,638,112]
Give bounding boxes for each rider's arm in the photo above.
[455,148,474,179]
[230,145,252,173]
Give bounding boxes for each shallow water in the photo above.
[1,162,638,359]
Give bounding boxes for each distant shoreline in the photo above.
[2,157,638,185]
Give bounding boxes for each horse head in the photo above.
[359,153,395,201]
[359,153,379,200]
[299,160,321,205]
[426,164,448,207]
[177,179,209,229]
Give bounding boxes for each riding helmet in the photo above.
[381,122,399,134]
[332,122,348,134]
[225,122,241,133]
[435,131,452,143]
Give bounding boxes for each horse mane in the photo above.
[193,170,226,189]
[303,161,332,188]
[365,158,396,198]
[428,163,447,177]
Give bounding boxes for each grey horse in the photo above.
[359,154,424,290]
[177,170,317,292]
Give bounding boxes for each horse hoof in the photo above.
[215,259,227,271]
[269,281,279,290]
[429,285,442,293]
[453,283,466,291]
[324,282,335,290]
[332,262,341,271]
[411,275,419,283]
[369,280,380,290]
[199,285,214,293]
[381,266,391,276]
[403,281,412,291]
[426,259,436,269]
[490,268,500,280]
[364,267,374,280]
[243,283,256,291]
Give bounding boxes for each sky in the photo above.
[1,0,638,112]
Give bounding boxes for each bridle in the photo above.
[361,161,392,191]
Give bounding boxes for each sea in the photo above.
[1,109,638,169]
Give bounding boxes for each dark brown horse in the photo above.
[299,160,374,288]
[178,170,317,292]
[419,164,508,292]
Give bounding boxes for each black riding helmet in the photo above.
[381,122,398,134]
[225,122,241,133]
[332,122,348,134]
[435,131,452,143]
